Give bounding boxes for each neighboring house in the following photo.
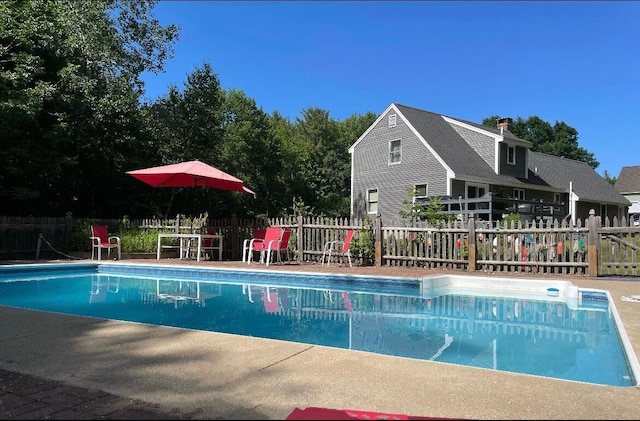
[614,166,640,225]
[348,103,629,224]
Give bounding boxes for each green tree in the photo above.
[399,187,428,220]
[602,170,617,185]
[286,108,339,216]
[0,0,178,216]
[269,111,300,215]
[482,115,599,169]
[219,89,284,218]
[329,111,378,217]
[287,108,376,218]
[425,197,454,226]
[145,63,224,164]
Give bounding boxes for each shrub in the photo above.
[118,228,159,253]
[70,219,95,252]
[351,216,375,266]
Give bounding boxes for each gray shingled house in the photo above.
[348,103,629,224]
[614,166,640,224]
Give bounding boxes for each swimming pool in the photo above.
[0,262,638,387]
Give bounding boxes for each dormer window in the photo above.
[507,145,516,165]
[388,114,397,128]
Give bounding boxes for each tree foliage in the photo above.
[399,187,428,220]
[602,170,617,185]
[0,0,178,216]
[219,88,282,218]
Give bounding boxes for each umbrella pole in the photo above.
[192,179,198,232]
[165,188,177,219]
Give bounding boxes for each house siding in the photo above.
[449,124,495,171]
[351,109,447,219]
[498,144,527,177]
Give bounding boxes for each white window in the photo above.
[388,114,397,128]
[367,189,378,214]
[389,139,401,164]
[507,145,516,165]
[513,188,525,200]
[413,184,428,202]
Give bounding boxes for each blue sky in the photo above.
[140,1,640,179]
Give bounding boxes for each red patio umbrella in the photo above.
[127,160,255,218]
[126,160,255,195]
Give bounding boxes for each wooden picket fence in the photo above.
[379,217,590,275]
[0,215,72,259]
[1,211,639,277]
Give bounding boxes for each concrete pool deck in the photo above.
[1,259,640,419]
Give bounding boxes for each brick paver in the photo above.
[0,369,199,420]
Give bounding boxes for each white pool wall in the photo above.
[420,274,580,309]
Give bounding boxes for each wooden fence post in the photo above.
[297,214,304,263]
[587,209,599,277]
[374,215,382,266]
[230,213,239,261]
[174,214,181,233]
[467,216,476,273]
[64,211,73,253]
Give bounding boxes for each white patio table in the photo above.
[156,233,223,262]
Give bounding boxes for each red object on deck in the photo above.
[286,407,456,420]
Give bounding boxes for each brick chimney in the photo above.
[497,117,512,133]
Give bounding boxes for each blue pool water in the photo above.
[0,262,637,387]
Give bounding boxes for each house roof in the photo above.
[392,103,629,206]
[394,104,497,180]
[614,166,640,193]
[529,153,629,204]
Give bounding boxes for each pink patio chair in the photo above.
[265,228,292,266]
[321,229,354,267]
[242,228,267,262]
[247,227,282,265]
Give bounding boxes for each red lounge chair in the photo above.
[266,228,292,266]
[247,227,282,264]
[242,228,267,262]
[90,225,121,261]
[321,229,355,267]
